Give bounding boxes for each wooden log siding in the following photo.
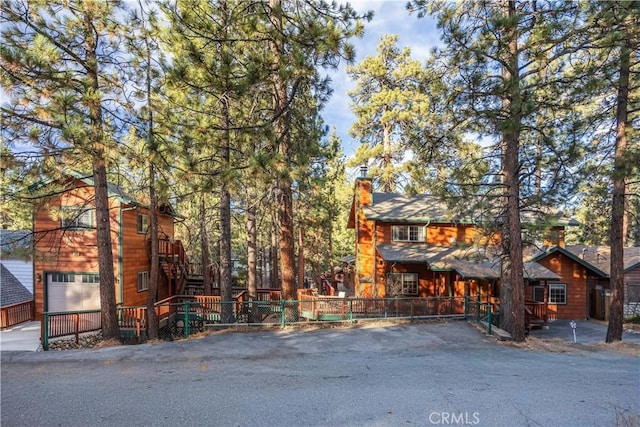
[374,223,478,246]
[33,186,120,320]
[625,265,640,304]
[1,301,34,328]
[121,208,175,307]
[34,180,179,320]
[533,252,593,320]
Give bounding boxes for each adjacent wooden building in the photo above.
[531,245,640,320]
[32,172,184,320]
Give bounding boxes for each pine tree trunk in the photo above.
[147,163,159,340]
[499,0,525,342]
[85,11,118,340]
[297,221,305,290]
[329,223,335,290]
[606,34,630,343]
[200,196,212,295]
[144,30,158,340]
[247,198,257,323]
[269,0,297,304]
[270,213,279,289]
[93,160,119,340]
[382,121,393,193]
[220,95,233,323]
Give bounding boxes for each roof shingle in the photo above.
[1,263,33,307]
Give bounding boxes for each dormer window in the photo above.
[392,225,424,242]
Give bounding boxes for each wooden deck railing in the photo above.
[525,300,547,320]
[119,307,147,337]
[1,301,34,329]
[299,295,466,321]
[156,238,185,262]
[41,294,468,349]
[42,310,102,349]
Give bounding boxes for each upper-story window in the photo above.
[137,213,149,234]
[61,206,95,230]
[392,225,425,242]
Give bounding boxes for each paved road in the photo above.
[2,320,639,427]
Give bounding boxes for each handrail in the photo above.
[42,295,467,349]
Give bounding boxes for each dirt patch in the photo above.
[503,336,640,356]
[588,341,640,357]
[624,322,640,332]
[93,338,121,349]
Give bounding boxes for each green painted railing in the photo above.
[42,296,469,349]
[464,297,499,335]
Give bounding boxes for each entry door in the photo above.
[47,273,101,312]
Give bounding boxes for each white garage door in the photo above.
[47,273,101,312]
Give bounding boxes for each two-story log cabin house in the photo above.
[347,174,587,319]
[31,172,184,320]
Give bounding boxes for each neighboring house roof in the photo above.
[0,230,31,254]
[530,245,640,278]
[1,263,33,307]
[1,260,33,294]
[625,246,640,272]
[377,243,560,281]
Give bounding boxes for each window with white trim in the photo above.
[137,213,149,234]
[61,207,94,229]
[392,225,425,242]
[137,271,149,292]
[386,273,419,296]
[548,284,567,304]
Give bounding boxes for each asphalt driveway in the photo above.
[2,320,639,427]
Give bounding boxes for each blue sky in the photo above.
[322,1,441,160]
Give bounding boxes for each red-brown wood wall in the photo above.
[531,252,603,320]
[33,180,175,318]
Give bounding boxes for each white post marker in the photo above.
[570,320,577,343]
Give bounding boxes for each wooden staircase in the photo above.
[152,238,189,296]
[184,277,205,295]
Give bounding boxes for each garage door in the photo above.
[47,273,101,312]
